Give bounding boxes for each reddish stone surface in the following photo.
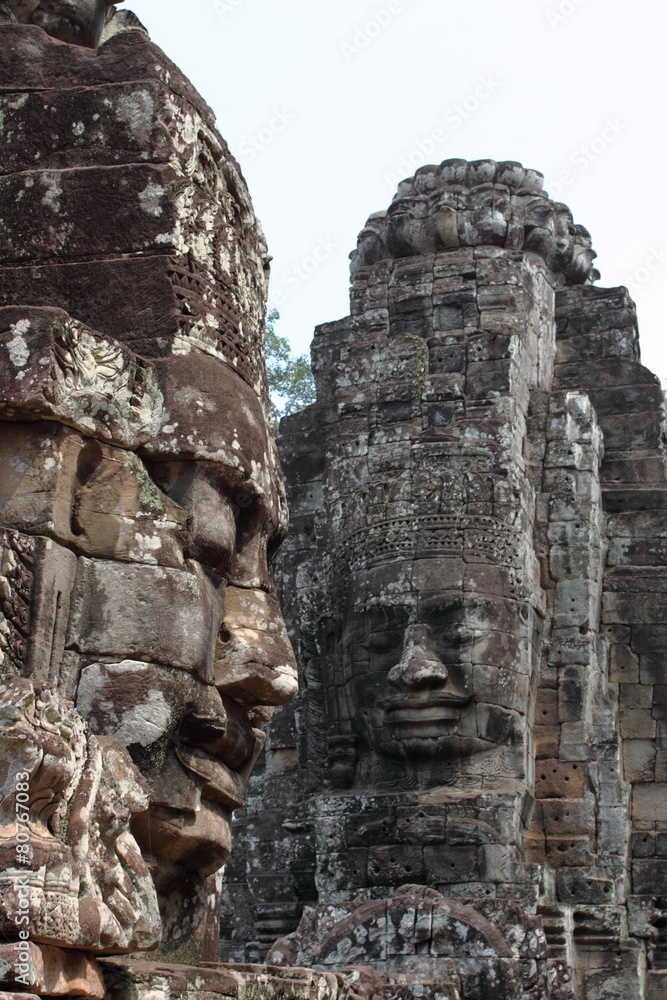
[0,15,295,978]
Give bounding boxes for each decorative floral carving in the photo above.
[0,530,34,674]
[0,677,161,953]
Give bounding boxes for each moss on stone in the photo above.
[127,452,164,514]
[406,333,428,384]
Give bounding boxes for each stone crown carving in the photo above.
[351,157,598,286]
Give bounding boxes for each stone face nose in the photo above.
[387,626,449,689]
[214,586,298,708]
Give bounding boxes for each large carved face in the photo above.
[323,570,541,789]
[0,310,297,889]
[3,0,111,47]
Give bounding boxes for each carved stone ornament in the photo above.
[268,886,575,1000]
[0,676,161,952]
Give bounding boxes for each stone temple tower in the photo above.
[221,160,667,1000]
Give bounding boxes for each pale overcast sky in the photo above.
[128,0,667,384]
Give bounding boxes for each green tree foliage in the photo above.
[265,309,316,430]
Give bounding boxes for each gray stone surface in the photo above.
[222,160,667,1000]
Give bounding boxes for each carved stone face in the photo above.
[0,310,297,893]
[5,0,111,47]
[324,577,541,788]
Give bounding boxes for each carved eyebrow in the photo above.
[368,633,402,650]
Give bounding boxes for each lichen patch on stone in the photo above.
[7,319,30,367]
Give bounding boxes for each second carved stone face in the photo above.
[323,581,541,788]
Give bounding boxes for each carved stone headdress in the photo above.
[351,158,599,286]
